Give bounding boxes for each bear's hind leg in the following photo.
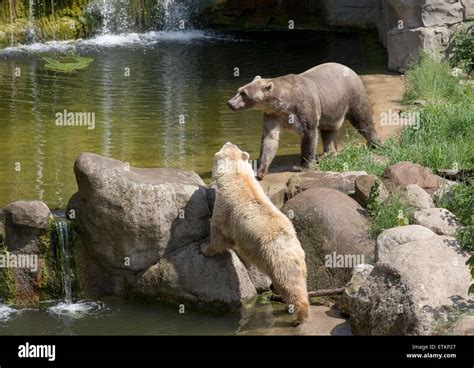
[273,282,310,326]
[347,101,381,147]
[320,130,338,153]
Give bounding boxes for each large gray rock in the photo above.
[461,0,474,20]
[376,225,436,261]
[67,153,211,275]
[388,26,451,71]
[340,264,374,316]
[135,242,257,310]
[67,153,262,310]
[451,314,474,335]
[282,188,375,291]
[258,172,301,209]
[348,236,472,335]
[413,207,461,236]
[404,184,435,209]
[0,201,52,252]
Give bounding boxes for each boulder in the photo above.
[0,201,61,305]
[340,264,374,316]
[354,174,389,207]
[242,263,271,293]
[422,1,464,27]
[451,314,474,335]
[413,207,461,236]
[288,171,368,198]
[0,201,52,252]
[67,153,211,276]
[258,172,300,209]
[383,161,443,194]
[387,26,451,71]
[67,153,262,310]
[348,236,472,335]
[376,225,436,261]
[135,242,257,310]
[461,0,474,20]
[404,184,435,209]
[282,188,375,291]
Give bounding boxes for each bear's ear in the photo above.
[253,75,262,81]
[263,81,273,92]
[241,151,250,161]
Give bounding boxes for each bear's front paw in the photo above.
[292,318,305,327]
[256,169,267,180]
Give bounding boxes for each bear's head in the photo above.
[212,142,252,181]
[227,76,274,111]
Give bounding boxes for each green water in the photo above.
[0,30,382,209]
[0,300,350,335]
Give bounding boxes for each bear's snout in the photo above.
[227,94,244,111]
[227,100,237,110]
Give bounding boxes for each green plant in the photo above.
[450,21,474,74]
[43,54,93,73]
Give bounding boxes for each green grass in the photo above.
[367,185,415,238]
[315,145,388,176]
[318,53,473,175]
[404,51,471,104]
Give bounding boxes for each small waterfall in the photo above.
[87,0,193,34]
[51,0,55,41]
[53,217,72,304]
[159,0,189,31]
[8,0,14,46]
[27,0,36,44]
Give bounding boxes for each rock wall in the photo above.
[199,0,473,71]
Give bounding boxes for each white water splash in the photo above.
[0,305,21,322]
[48,301,106,319]
[0,30,234,54]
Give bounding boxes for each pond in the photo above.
[0,29,384,209]
[0,300,351,335]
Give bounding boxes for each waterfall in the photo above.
[159,0,189,31]
[88,0,193,34]
[51,0,55,41]
[27,0,36,43]
[54,217,72,304]
[8,0,13,46]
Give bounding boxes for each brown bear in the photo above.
[227,62,380,179]
[201,142,310,326]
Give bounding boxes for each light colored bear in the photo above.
[201,142,309,325]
